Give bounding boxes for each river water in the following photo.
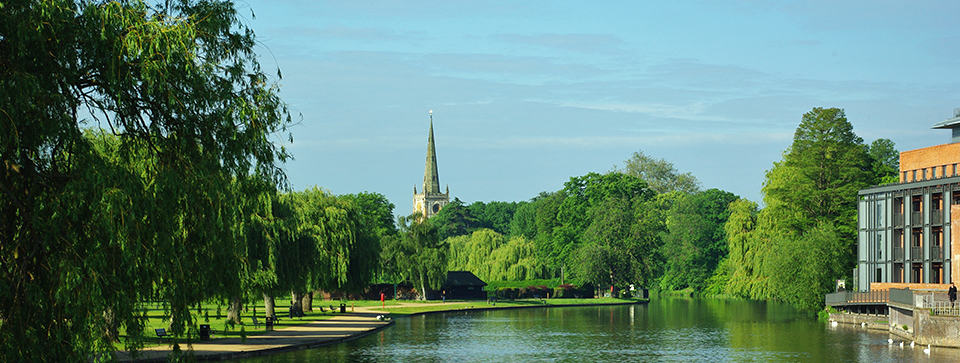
[242,297,960,362]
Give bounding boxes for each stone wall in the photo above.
[828,313,888,331]
[915,310,960,347]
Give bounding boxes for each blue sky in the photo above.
[243,1,960,215]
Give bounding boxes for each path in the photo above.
[355,301,465,314]
[115,312,392,362]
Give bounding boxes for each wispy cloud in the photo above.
[493,33,625,54]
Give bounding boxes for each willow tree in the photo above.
[385,214,447,300]
[0,0,290,360]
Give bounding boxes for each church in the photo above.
[413,111,450,218]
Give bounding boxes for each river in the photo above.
[241,297,960,362]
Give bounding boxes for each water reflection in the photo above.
[241,297,960,362]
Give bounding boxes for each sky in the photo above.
[241,0,960,215]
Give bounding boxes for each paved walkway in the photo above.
[115,312,392,362]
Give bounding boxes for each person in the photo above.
[949,284,957,308]
[442,290,446,303]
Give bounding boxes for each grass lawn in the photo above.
[117,296,400,350]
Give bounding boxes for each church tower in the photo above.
[413,110,450,218]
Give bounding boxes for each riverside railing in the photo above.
[824,290,890,306]
[929,301,960,316]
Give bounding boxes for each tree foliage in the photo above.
[618,151,700,194]
[659,189,738,291]
[447,229,545,281]
[384,214,448,299]
[1,0,291,359]
[867,138,899,185]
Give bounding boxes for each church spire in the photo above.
[423,110,441,194]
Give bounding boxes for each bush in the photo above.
[577,283,595,299]
[519,285,549,298]
[496,288,519,300]
[553,284,575,298]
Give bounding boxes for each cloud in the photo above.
[493,33,625,54]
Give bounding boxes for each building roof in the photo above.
[445,271,487,287]
[423,114,441,194]
[859,175,960,195]
[932,108,960,129]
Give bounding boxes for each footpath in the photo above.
[115,312,392,362]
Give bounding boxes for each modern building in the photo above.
[857,109,960,291]
[413,110,450,218]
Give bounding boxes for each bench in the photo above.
[251,316,261,328]
[155,328,171,338]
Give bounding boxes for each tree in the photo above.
[868,138,899,185]
[767,223,845,312]
[467,201,521,236]
[446,229,546,281]
[618,151,700,194]
[339,192,396,285]
[430,198,478,240]
[729,107,874,311]
[1,0,291,359]
[659,189,738,291]
[723,199,767,299]
[385,214,448,300]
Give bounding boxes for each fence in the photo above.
[929,301,960,316]
[825,290,890,306]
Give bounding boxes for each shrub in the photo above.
[554,284,576,298]
[496,288,519,300]
[577,283,595,299]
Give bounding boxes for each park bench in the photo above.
[251,316,261,328]
[155,328,171,338]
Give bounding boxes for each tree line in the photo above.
[433,107,900,313]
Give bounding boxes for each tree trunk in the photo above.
[263,293,275,318]
[302,291,313,312]
[291,291,303,317]
[227,297,242,324]
[103,308,118,342]
[420,272,427,301]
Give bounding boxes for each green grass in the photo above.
[381,297,644,315]
[117,296,379,350]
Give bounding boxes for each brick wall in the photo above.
[899,143,960,182]
[871,282,952,291]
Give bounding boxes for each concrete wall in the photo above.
[890,306,914,333]
[829,313,888,331]
[915,310,960,347]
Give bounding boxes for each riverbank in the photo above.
[116,298,645,361]
[360,297,647,316]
